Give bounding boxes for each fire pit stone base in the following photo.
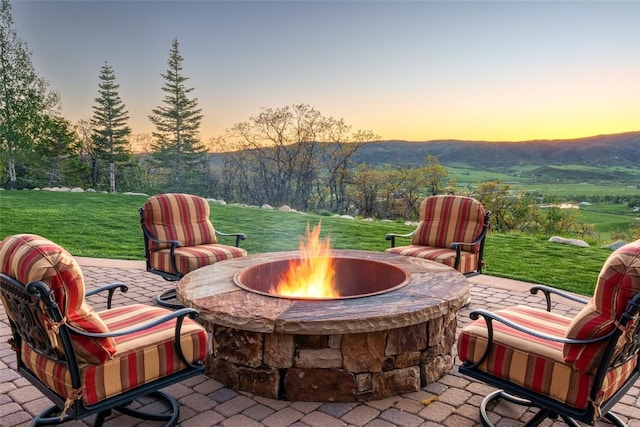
[202,307,457,402]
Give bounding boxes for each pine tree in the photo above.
[149,38,206,193]
[91,62,131,193]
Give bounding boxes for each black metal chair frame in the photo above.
[0,272,205,427]
[459,285,640,427]
[139,206,246,308]
[385,210,492,277]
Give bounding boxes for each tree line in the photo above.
[0,0,373,208]
[2,1,637,240]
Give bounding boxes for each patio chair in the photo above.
[139,193,247,308]
[0,234,208,427]
[385,195,491,276]
[457,238,640,427]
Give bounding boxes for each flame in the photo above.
[270,222,340,298]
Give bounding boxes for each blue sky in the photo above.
[10,0,640,142]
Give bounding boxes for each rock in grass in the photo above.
[548,236,589,247]
[602,240,628,251]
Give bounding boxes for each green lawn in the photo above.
[0,190,620,296]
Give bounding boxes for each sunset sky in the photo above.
[10,0,640,143]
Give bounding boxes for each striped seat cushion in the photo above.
[457,305,637,409]
[149,244,248,277]
[564,240,640,374]
[142,193,218,251]
[0,234,116,363]
[412,195,485,253]
[21,304,208,405]
[385,245,478,274]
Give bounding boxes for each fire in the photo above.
[270,222,340,298]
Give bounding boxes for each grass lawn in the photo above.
[0,190,618,296]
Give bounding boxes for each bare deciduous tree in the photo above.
[219,104,375,211]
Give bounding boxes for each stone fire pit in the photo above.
[176,250,469,402]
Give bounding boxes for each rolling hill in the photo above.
[353,131,640,169]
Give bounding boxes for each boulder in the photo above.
[602,240,628,251]
[548,236,589,247]
[207,198,227,205]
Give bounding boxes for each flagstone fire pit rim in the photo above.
[176,250,471,335]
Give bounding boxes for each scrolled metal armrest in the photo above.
[85,282,129,309]
[215,230,247,247]
[67,308,202,368]
[66,308,199,338]
[530,285,590,312]
[450,234,483,249]
[470,308,612,345]
[141,225,182,248]
[385,231,415,248]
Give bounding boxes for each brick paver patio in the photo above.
[1,258,638,427]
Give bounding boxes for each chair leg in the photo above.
[480,390,552,427]
[603,412,629,427]
[29,391,179,427]
[479,389,629,427]
[28,406,111,427]
[156,288,184,309]
[115,390,180,426]
[29,406,72,426]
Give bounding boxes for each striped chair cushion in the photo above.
[0,234,116,363]
[142,193,218,251]
[149,244,248,277]
[385,245,478,274]
[21,304,208,405]
[457,305,637,409]
[411,195,485,253]
[564,239,640,374]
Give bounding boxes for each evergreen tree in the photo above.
[33,115,78,187]
[148,38,206,193]
[0,0,59,189]
[91,62,131,193]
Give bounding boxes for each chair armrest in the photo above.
[215,230,247,248]
[65,308,203,368]
[469,309,610,344]
[385,231,415,248]
[450,214,491,250]
[465,308,614,368]
[449,213,491,272]
[449,237,482,263]
[450,210,492,250]
[530,285,590,312]
[66,308,197,338]
[85,282,129,309]
[450,235,484,249]
[141,225,182,248]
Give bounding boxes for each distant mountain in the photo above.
[353,131,640,169]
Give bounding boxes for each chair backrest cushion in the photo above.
[564,239,640,374]
[0,234,116,363]
[411,195,485,253]
[142,193,217,252]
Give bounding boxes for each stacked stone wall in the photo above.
[203,311,456,402]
